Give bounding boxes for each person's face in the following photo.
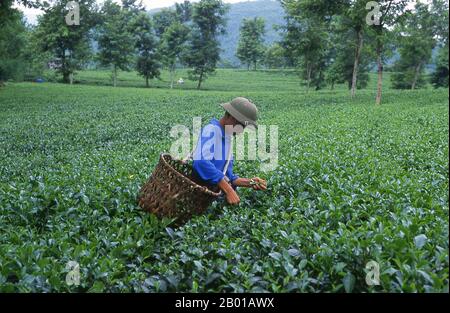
[225,115,246,135]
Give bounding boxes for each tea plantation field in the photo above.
[0,72,448,292]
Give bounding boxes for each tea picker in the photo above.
[138,97,267,224]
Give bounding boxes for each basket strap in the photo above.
[183,134,233,176]
[222,136,233,175]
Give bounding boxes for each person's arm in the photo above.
[233,177,267,190]
[226,158,267,191]
[218,178,240,205]
[192,129,226,186]
[194,159,241,205]
[226,159,240,186]
[193,159,225,186]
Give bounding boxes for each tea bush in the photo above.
[0,73,448,292]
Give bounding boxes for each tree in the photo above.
[340,0,371,98]
[264,43,287,69]
[391,2,439,90]
[430,0,449,88]
[368,0,409,104]
[327,15,372,91]
[121,0,145,27]
[33,0,97,84]
[97,0,135,87]
[183,0,228,90]
[431,44,449,88]
[430,0,449,45]
[280,6,329,91]
[153,8,179,38]
[132,12,161,87]
[288,0,371,97]
[161,21,190,88]
[325,61,342,90]
[175,0,193,23]
[158,2,191,88]
[22,23,54,81]
[0,9,27,84]
[236,17,266,70]
[1,1,46,28]
[391,45,428,90]
[121,0,144,12]
[326,30,371,91]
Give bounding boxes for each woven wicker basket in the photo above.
[138,153,222,224]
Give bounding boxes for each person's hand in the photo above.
[250,177,267,191]
[225,189,241,205]
[218,178,240,205]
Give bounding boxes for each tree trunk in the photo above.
[113,65,117,87]
[375,41,383,105]
[411,61,423,90]
[306,64,312,93]
[247,63,250,71]
[170,63,175,89]
[61,53,69,84]
[254,60,257,71]
[351,29,364,98]
[146,76,149,88]
[197,69,204,90]
[69,73,74,85]
[63,72,70,84]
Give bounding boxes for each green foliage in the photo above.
[216,0,284,66]
[21,27,54,81]
[33,0,97,84]
[325,19,371,91]
[161,22,190,66]
[183,0,228,89]
[390,61,427,90]
[431,44,449,88]
[132,12,161,87]
[0,1,46,29]
[175,0,193,24]
[153,9,179,38]
[337,0,372,96]
[6,0,447,95]
[0,0,48,82]
[236,17,266,70]
[429,0,449,46]
[120,0,144,12]
[0,70,448,292]
[264,43,287,69]
[148,2,191,89]
[280,0,331,91]
[0,9,27,82]
[391,2,438,90]
[366,0,410,104]
[69,68,303,91]
[160,21,190,88]
[428,0,449,89]
[97,0,135,87]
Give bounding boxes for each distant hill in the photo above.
[150,0,286,68]
[218,0,285,66]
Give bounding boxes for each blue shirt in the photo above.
[192,119,239,186]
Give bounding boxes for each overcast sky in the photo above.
[16,0,260,25]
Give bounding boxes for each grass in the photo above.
[0,69,448,292]
[42,68,399,92]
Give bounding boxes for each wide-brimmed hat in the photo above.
[220,97,258,128]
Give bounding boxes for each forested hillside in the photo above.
[218,0,284,66]
[150,0,285,67]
